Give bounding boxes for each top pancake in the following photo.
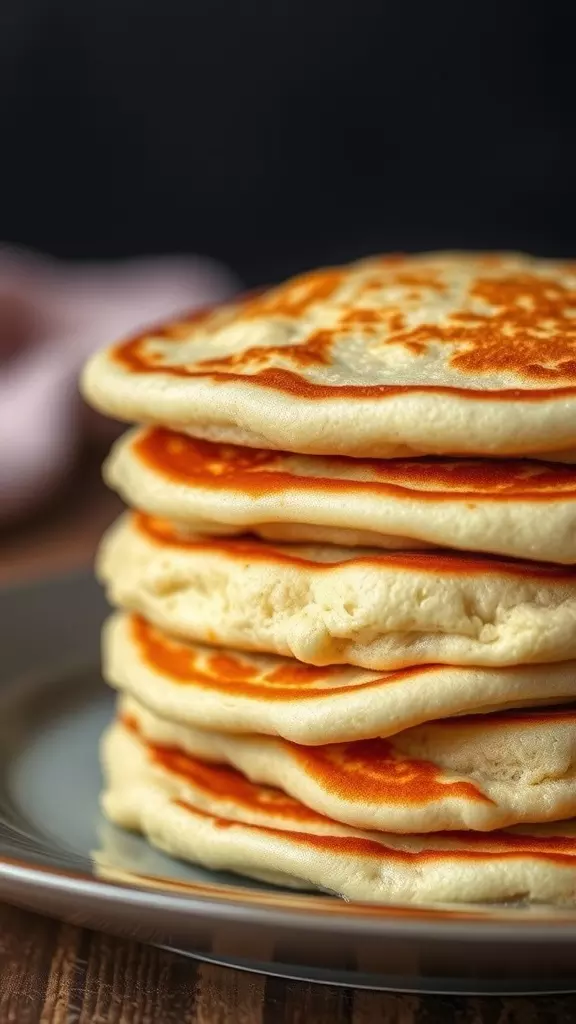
[81,251,576,459]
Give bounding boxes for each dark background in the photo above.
[1,3,575,286]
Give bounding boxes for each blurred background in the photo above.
[1,2,575,577]
[3,4,576,280]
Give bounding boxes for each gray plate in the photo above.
[3,572,576,995]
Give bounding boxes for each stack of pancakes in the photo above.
[82,251,576,906]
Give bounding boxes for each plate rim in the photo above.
[3,850,576,944]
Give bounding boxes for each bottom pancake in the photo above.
[101,719,576,906]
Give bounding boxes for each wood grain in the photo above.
[0,904,574,1023]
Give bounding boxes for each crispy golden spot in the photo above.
[129,614,436,699]
[239,269,345,320]
[123,715,326,825]
[383,270,447,292]
[391,274,576,382]
[112,257,576,391]
[292,739,491,807]
[197,328,335,371]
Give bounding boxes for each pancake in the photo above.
[105,426,576,563]
[122,695,576,833]
[98,512,576,669]
[105,612,576,744]
[103,718,576,905]
[81,251,576,460]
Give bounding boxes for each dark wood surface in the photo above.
[1,904,576,1023]
[1,458,576,1022]
[1,904,576,1024]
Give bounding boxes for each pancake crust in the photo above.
[98,512,576,670]
[82,252,576,459]
[102,720,576,905]
[105,426,576,562]
[104,612,576,743]
[122,695,576,833]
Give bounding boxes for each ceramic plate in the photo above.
[2,571,576,995]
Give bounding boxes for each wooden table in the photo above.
[2,904,576,1024]
[2,456,576,1022]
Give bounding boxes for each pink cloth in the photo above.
[0,247,238,521]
